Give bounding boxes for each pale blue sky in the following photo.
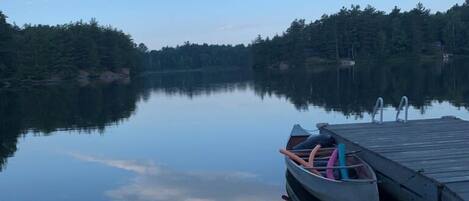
[0,0,464,49]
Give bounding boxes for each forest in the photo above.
[251,2,469,69]
[136,42,251,72]
[0,11,250,82]
[0,13,138,80]
[2,2,469,80]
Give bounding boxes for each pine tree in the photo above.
[0,11,15,78]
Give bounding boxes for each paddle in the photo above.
[279,145,322,176]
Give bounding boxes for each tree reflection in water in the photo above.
[2,58,469,172]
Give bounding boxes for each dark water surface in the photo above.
[1,59,469,201]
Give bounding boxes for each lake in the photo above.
[1,58,469,201]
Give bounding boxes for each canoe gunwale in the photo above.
[285,156,377,183]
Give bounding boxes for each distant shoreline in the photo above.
[138,66,247,76]
[0,67,250,89]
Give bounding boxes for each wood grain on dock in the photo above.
[320,116,469,201]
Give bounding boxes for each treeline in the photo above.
[252,2,469,69]
[0,11,251,82]
[0,12,138,80]
[136,42,251,72]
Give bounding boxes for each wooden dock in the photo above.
[319,116,469,201]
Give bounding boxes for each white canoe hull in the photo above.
[285,157,380,201]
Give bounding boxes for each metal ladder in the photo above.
[396,96,409,123]
[371,96,409,124]
[372,97,384,124]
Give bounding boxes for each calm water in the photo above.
[1,58,469,201]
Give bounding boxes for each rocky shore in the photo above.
[0,68,131,88]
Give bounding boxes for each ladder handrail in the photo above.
[372,97,384,124]
[396,96,409,123]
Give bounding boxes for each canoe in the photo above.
[281,125,379,201]
[284,170,320,201]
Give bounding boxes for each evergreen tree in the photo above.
[0,12,15,78]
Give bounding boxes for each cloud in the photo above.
[71,154,281,201]
[71,153,161,175]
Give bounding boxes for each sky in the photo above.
[0,0,465,50]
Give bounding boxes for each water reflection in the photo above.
[0,71,251,171]
[137,70,252,98]
[1,58,469,200]
[0,83,140,170]
[72,153,279,201]
[253,58,469,115]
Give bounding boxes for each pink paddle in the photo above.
[326,148,338,180]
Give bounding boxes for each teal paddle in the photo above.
[338,144,350,179]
